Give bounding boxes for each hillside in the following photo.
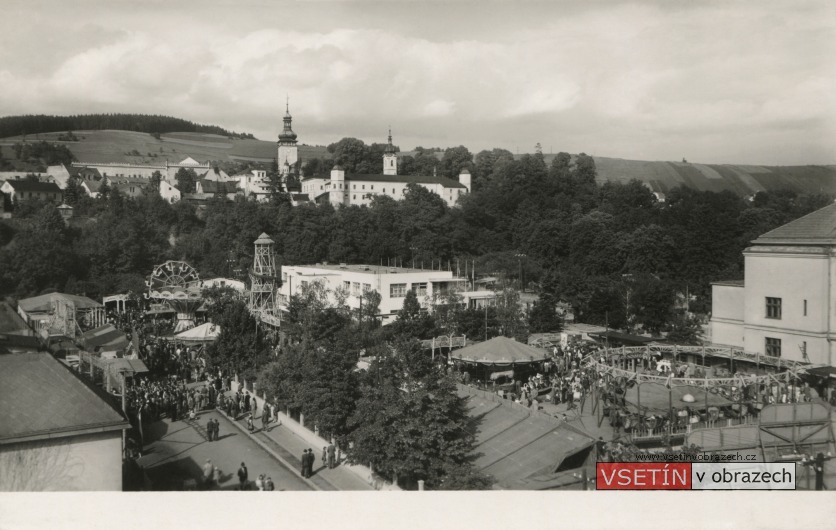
[0,129,833,196]
[0,129,330,166]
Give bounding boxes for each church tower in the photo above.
[277,97,298,178]
[383,127,398,176]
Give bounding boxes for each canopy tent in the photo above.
[623,383,734,414]
[172,322,220,344]
[450,336,548,366]
[81,324,130,352]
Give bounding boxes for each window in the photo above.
[413,282,427,297]
[362,185,365,190]
[390,283,407,297]
[343,281,350,290]
[371,185,374,190]
[363,283,371,292]
[765,337,781,357]
[352,282,360,295]
[353,195,356,200]
[804,299,807,316]
[766,297,782,319]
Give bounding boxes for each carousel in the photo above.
[583,344,818,444]
[146,261,204,333]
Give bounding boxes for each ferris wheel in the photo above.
[146,261,203,332]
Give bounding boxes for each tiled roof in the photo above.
[753,202,836,245]
[3,180,62,193]
[0,352,128,444]
[18,293,103,313]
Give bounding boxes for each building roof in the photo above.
[287,263,453,276]
[0,352,128,444]
[3,180,62,193]
[0,302,29,334]
[290,193,309,202]
[459,385,595,489]
[83,179,103,193]
[712,279,745,287]
[81,324,130,351]
[451,336,549,365]
[18,292,103,314]
[0,333,42,354]
[303,173,467,189]
[198,179,238,194]
[753,202,836,245]
[346,173,467,188]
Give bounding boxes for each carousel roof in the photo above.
[450,336,548,365]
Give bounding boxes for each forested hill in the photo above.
[0,114,254,139]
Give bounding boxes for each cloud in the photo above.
[0,0,832,163]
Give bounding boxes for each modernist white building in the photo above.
[278,263,490,324]
[710,203,836,366]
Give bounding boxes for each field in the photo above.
[0,129,834,196]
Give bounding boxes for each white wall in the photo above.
[0,431,123,491]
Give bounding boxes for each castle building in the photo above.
[710,202,836,366]
[300,130,471,208]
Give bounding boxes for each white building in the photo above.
[159,179,181,203]
[235,169,271,201]
[278,263,490,324]
[710,203,836,366]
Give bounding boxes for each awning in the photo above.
[172,322,220,343]
[81,324,129,351]
[805,366,836,379]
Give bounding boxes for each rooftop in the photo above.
[3,180,62,193]
[304,173,467,189]
[0,302,29,334]
[753,202,836,245]
[712,279,745,287]
[286,263,459,276]
[18,292,103,313]
[0,352,128,444]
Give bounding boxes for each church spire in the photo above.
[384,126,396,154]
[278,96,297,145]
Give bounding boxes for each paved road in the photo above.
[137,409,313,491]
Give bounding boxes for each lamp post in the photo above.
[515,253,526,291]
[410,246,418,269]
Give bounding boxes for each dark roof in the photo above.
[459,385,595,489]
[291,193,310,201]
[198,179,238,194]
[753,202,836,245]
[0,333,42,354]
[345,173,467,189]
[82,324,129,350]
[712,279,745,287]
[0,302,29,334]
[0,352,128,444]
[3,180,62,193]
[303,173,467,189]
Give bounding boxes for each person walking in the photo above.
[264,476,274,491]
[206,417,214,442]
[327,443,336,469]
[237,462,249,490]
[262,404,270,432]
[212,418,220,441]
[321,446,327,469]
[202,459,214,489]
[300,449,308,478]
[247,414,255,432]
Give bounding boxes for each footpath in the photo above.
[218,390,375,491]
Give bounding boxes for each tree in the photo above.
[204,288,271,379]
[528,292,562,333]
[63,175,84,206]
[440,145,473,179]
[347,338,492,489]
[174,167,197,194]
[148,170,162,194]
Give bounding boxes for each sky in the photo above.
[0,0,833,164]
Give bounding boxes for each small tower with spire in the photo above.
[383,127,398,176]
[277,96,299,178]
